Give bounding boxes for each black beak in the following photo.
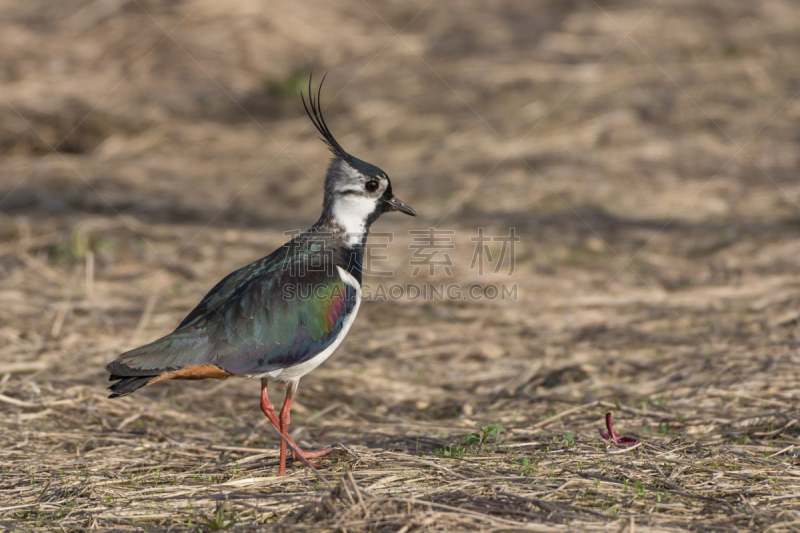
[384,196,417,216]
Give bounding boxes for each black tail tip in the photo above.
[107,376,157,398]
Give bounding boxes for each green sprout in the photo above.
[466,423,506,450]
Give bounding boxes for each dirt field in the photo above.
[2,0,800,531]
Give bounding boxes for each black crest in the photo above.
[302,73,351,162]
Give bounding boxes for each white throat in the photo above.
[331,195,376,246]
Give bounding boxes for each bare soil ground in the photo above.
[2,0,800,531]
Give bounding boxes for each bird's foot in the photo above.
[287,445,333,469]
[291,446,334,460]
[279,446,334,471]
[288,445,334,470]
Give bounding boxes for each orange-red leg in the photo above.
[260,378,288,475]
[279,381,333,466]
[261,378,303,458]
[277,381,295,474]
[260,378,333,476]
[260,378,281,428]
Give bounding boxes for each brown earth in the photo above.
[1,0,800,531]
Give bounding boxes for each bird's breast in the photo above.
[242,265,361,382]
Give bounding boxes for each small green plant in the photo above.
[466,423,506,450]
[266,72,311,100]
[200,501,236,531]
[49,228,115,264]
[518,456,535,475]
[433,445,467,458]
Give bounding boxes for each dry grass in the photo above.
[2,0,800,531]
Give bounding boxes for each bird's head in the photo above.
[303,75,415,244]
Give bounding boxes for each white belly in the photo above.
[244,266,361,382]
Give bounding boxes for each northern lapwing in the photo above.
[106,75,416,475]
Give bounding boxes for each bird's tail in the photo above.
[106,330,228,398]
[106,334,181,398]
[107,374,160,398]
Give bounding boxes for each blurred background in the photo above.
[2,0,800,474]
[3,0,800,528]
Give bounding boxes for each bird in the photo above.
[105,75,416,475]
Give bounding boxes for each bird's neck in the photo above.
[314,196,379,248]
[303,216,368,285]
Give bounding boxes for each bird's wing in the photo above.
[107,251,359,379]
[176,253,275,330]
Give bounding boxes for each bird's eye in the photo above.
[365,180,379,192]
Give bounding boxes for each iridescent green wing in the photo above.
[107,237,358,377]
